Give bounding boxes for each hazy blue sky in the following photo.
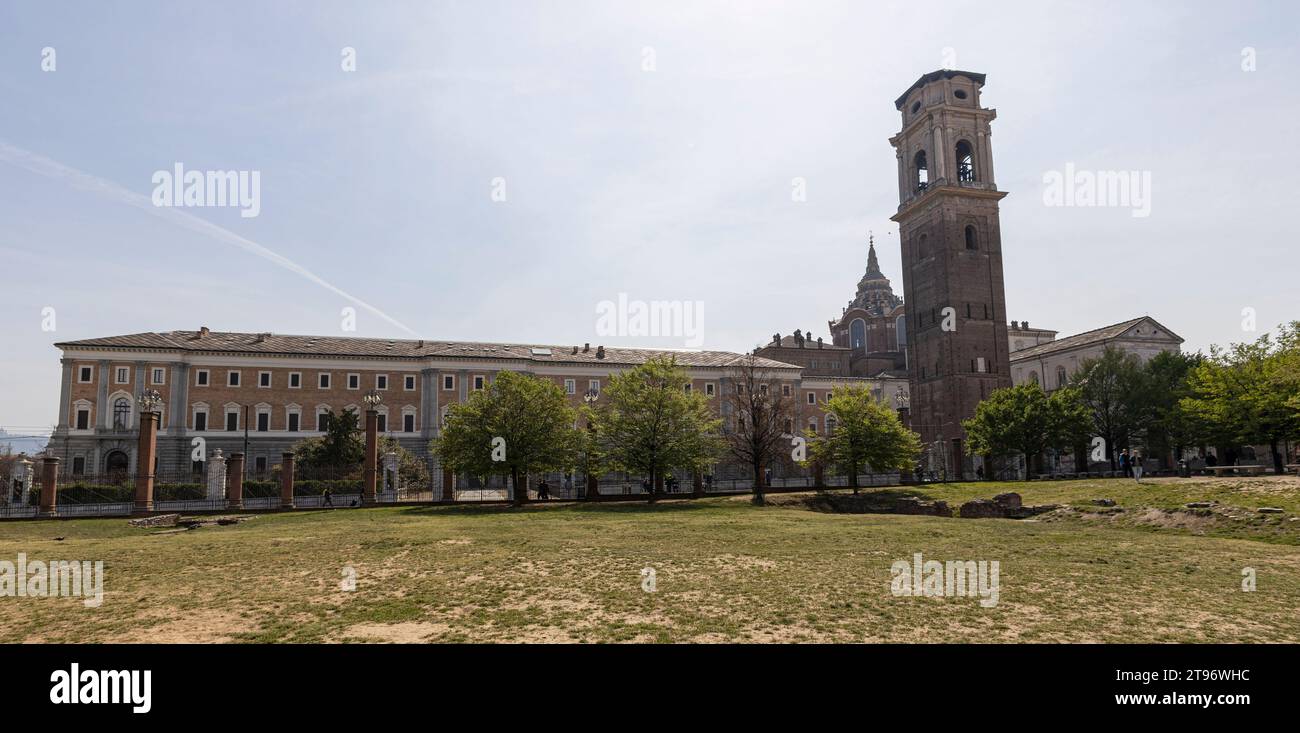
[2,0,1296,433]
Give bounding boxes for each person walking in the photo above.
[538,479,550,501]
[1119,449,1131,478]
[322,486,333,508]
[1132,450,1144,483]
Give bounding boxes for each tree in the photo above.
[963,384,1056,477]
[722,355,797,505]
[432,371,582,506]
[291,410,426,486]
[1069,347,1151,466]
[807,384,921,492]
[590,356,722,504]
[1050,386,1095,472]
[1181,323,1300,473]
[1143,350,1205,465]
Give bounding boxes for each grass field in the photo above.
[2,476,1299,643]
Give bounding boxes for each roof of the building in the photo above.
[56,330,800,370]
[894,69,986,110]
[1009,317,1183,361]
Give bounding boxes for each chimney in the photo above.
[817,337,823,349]
[596,345,605,359]
[583,343,590,353]
[572,345,578,354]
[1022,320,1029,329]
[199,326,210,338]
[417,339,424,349]
[1010,320,1019,330]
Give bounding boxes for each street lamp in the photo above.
[362,390,383,409]
[581,389,599,499]
[137,388,163,413]
[893,386,909,410]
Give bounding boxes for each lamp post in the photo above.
[362,390,382,505]
[582,389,599,499]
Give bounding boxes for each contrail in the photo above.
[0,140,419,337]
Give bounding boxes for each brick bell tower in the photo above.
[889,70,1012,479]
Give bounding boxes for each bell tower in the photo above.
[889,70,1012,479]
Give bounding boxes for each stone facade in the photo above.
[889,69,1014,477]
[1009,316,1183,391]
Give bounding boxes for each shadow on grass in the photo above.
[396,497,725,519]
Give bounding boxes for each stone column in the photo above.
[96,361,110,429]
[280,452,295,509]
[226,452,245,509]
[381,451,399,494]
[57,359,74,431]
[39,457,60,517]
[362,409,378,505]
[134,410,159,513]
[206,449,227,501]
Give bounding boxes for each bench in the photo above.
[1286,464,1300,475]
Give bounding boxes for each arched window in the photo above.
[917,233,929,259]
[956,140,975,182]
[1057,366,1068,389]
[964,225,978,250]
[113,398,130,430]
[850,319,867,354]
[914,150,928,192]
[827,417,837,434]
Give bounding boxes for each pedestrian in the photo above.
[322,486,333,508]
[563,475,572,496]
[538,479,550,500]
[1119,449,1131,478]
[1132,451,1144,483]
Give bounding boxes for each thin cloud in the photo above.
[0,139,419,337]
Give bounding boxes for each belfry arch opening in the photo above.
[914,150,928,192]
[956,140,975,182]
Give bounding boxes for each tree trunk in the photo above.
[647,467,657,504]
[1271,438,1283,474]
[511,467,525,507]
[849,462,859,494]
[752,459,765,506]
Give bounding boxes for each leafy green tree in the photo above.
[1050,386,1095,471]
[1142,350,1205,465]
[963,384,1059,477]
[590,356,722,504]
[1181,323,1300,472]
[291,410,427,486]
[807,384,921,492]
[1069,347,1151,466]
[432,371,582,506]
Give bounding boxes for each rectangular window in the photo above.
[257,412,269,432]
[258,371,271,388]
[78,366,92,383]
[317,412,328,432]
[782,385,791,397]
[72,456,86,475]
[115,367,129,384]
[706,383,716,397]
[289,372,301,388]
[318,373,331,389]
[404,375,416,391]
[226,411,238,431]
[347,373,360,390]
[376,374,388,390]
[588,379,600,395]
[684,384,692,394]
[473,375,485,391]
[404,413,415,433]
[807,393,816,405]
[376,414,387,433]
[977,357,987,373]
[196,370,209,386]
[75,409,89,430]
[808,419,818,434]
[228,371,241,387]
[442,375,455,390]
[564,379,576,395]
[288,413,300,432]
[194,412,207,432]
[151,368,166,385]
[255,456,267,474]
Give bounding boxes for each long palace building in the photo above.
[49,329,909,486]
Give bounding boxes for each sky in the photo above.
[1,0,1297,434]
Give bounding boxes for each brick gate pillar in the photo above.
[442,468,455,503]
[362,409,378,505]
[280,452,295,509]
[227,452,245,510]
[39,457,59,517]
[134,410,159,514]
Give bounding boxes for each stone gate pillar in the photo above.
[227,452,245,510]
[280,452,295,509]
[134,410,160,513]
[206,450,227,501]
[39,457,59,517]
[381,451,399,494]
